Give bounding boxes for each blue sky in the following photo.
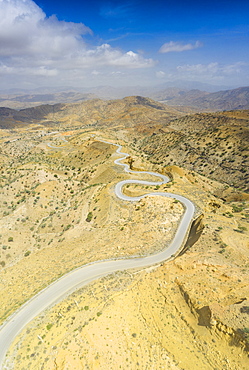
[0,0,249,90]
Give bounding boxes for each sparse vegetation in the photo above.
[24,251,31,257]
[86,212,93,222]
[0,98,248,369]
[46,323,53,331]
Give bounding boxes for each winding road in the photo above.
[0,139,195,369]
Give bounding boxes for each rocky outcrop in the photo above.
[177,282,249,353]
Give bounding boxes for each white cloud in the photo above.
[0,0,156,88]
[91,70,101,76]
[156,71,166,78]
[110,71,125,75]
[34,67,58,77]
[159,41,202,53]
[177,62,219,74]
[174,62,248,83]
[106,50,154,68]
[222,62,248,75]
[0,63,13,74]
[0,0,91,58]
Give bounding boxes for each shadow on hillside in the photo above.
[178,214,204,257]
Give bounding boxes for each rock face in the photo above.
[178,283,249,352]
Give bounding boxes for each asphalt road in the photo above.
[0,140,195,369]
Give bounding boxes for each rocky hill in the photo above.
[138,110,249,192]
[0,96,186,131]
[0,104,64,128]
[50,96,188,131]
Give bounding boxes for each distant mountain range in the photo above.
[157,86,249,111]
[0,85,249,112]
[0,92,96,110]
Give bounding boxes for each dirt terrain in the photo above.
[0,98,248,369]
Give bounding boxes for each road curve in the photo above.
[0,140,195,369]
